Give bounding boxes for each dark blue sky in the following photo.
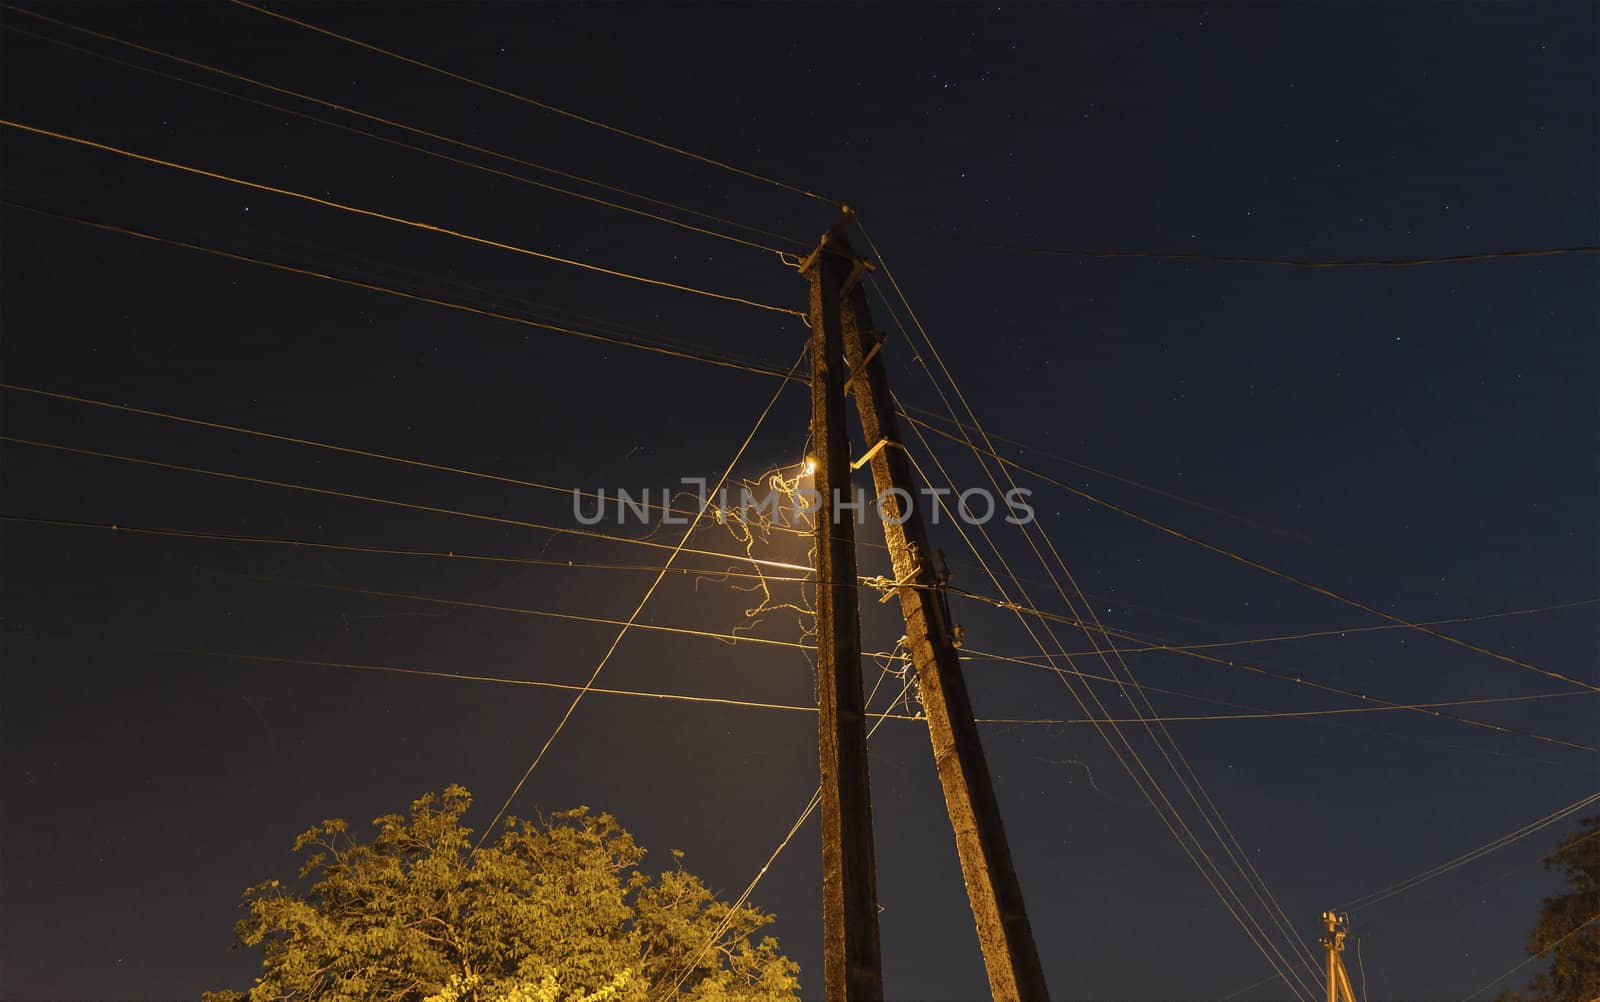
[2,2,1596,999]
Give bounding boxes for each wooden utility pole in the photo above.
[1321,911,1359,1002]
[800,224,884,1002]
[830,214,1051,1001]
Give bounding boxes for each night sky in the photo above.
[2,3,1597,999]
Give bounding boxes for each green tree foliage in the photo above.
[204,786,799,1002]
[1497,814,1600,1002]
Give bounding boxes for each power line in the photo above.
[868,224,1324,992]
[964,237,1600,268]
[976,689,1597,725]
[900,406,1305,541]
[871,225,1595,696]
[955,596,1600,748]
[1338,789,1600,913]
[136,645,1583,729]
[1,201,802,380]
[0,381,711,522]
[990,597,1600,660]
[947,585,1600,721]
[224,0,840,207]
[909,407,1600,695]
[965,640,1600,755]
[901,364,1324,992]
[21,514,1589,730]
[15,512,1587,729]
[0,3,807,250]
[906,369,1322,990]
[0,328,1198,620]
[474,344,808,843]
[0,120,804,317]
[8,203,1303,600]
[0,435,815,574]
[15,516,1585,730]
[0,22,795,256]
[0,515,809,584]
[964,649,1597,774]
[161,645,913,719]
[1461,912,1600,1001]
[883,224,1593,985]
[656,664,916,998]
[235,573,811,652]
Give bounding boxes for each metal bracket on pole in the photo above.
[844,337,883,397]
[850,436,900,472]
[841,256,876,297]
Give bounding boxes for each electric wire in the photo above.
[1461,913,1600,1001]
[900,404,1305,540]
[224,0,840,206]
[656,663,916,997]
[1,201,801,381]
[947,586,1600,750]
[875,215,1600,975]
[15,514,1590,730]
[0,515,811,585]
[875,230,1592,699]
[869,257,1321,988]
[0,120,805,317]
[965,618,1600,754]
[28,618,1574,729]
[1338,789,1600,913]
[1219,970,1288,1001]
[870,248,1329,986]
[0,3,808,249]
[172,212,782,356]
[0,515,1046,610]
[0,381,715,523]
[16,512,1587,730]
[867,223,1326,991]
[0,22,794,256]
[0,436,817,574]
[908,413,1600,695]
[473,343,808,844]
[965,237,1600,268]
[898,420,1321,997]
[885,362,1317,993]
[5,200,1303,600]
[12,4,1589,978]
[2,327,1228,621]
[964,646,1600,764]
[170,645,1599,728]
[163,646,923,720]
[993,598,1600,661]
[953,585,1600,753]
[235,574,811,652]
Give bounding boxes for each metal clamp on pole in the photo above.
[844,337,884,397]
[841,256,876,297]
[850,436,902,472]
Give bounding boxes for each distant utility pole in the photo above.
[800,223,884,1002]
[802,210,1050,1001]
[1321,911,1359,1002]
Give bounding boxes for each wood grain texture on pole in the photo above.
[804,221,884,1002]
[835,224,1050,1001]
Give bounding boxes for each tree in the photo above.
[1496,814,1600,1002]
[204,786,800,1002]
